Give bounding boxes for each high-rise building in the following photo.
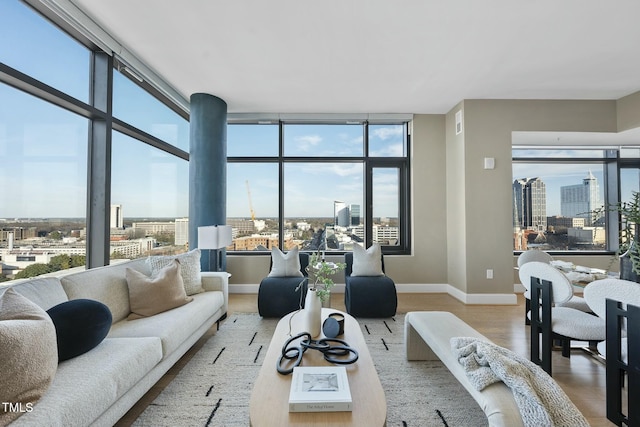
[175,218,189,246]
[350,204,361,226]
[561,171,602,226]
[513,178,546,231]
[334,201,349,227]
[110,204,123,229]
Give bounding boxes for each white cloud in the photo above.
[294,134,322,152]
[370,143,404,157]
[372,126,403,140]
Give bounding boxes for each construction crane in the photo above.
[245,180,256,221]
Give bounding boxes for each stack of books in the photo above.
[288,366,352,412]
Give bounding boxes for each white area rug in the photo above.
[133,313,486,427]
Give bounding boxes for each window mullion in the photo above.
[86,51,113,268]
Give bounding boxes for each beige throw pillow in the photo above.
[0,288,58,425]
[351,243,384,276]
[126,259,193,320]
[268,246,303,277]
[147,249,204,295]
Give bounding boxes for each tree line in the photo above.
[13,254,86,280]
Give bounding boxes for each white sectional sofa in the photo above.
[4,258,228,427]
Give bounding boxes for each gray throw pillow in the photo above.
[147,248,204,295]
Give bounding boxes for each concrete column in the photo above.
[189,93,227,271]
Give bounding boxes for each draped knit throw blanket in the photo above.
[450,337,589,427]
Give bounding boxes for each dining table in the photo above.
[549,260,616,288]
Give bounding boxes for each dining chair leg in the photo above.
[561,338,571,358]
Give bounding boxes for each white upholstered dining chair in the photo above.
[583,279,640,426]
[519,261,606,375]
[518,250,590,325]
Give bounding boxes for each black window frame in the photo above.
[227,121,412,255]
[512,147,626,256]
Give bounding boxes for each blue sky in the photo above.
[0,0,404,219]
[512,163,606,216]
[2,0,635,221]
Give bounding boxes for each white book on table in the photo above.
[288,366,352,412]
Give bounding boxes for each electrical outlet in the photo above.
[486,269,493,279]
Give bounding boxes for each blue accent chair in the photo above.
[344,252,397,318]
[258,252,309,318]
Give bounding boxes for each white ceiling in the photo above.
[69,0,640,115]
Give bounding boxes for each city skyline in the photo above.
[513,170,604,231]
[512,163,606,217]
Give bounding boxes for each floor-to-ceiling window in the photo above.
[0,0,90,281]
[0,0,412,283]
[227,121,411,254]
[0,0,188,281]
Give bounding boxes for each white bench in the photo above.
[404,311,524,427]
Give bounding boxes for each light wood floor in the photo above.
[115,293,617,426]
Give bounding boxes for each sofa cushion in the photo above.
[8,277,69,311]
[126,260,193,320]
[10,337,162,427]
[351,243,384,276]
[47,299,113,361]
[147,249,204,295]
[108,290,223,357]
[268,246,303,277]
[0,288,58,426]
[61,259,150,323]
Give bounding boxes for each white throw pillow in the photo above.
[351,244,384,276]
[147,248,204,295]
[268,247,303,277]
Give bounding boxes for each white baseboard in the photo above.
[447,285,518,305]
[230,283,518,305]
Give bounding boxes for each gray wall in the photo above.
[452,99,617,296]
[227,94,640,298]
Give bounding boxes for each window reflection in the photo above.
[0,0,90,102]
[0,82,88,281]
[113,70,189,150]
[0,83,88,218]
[110,131,188,259]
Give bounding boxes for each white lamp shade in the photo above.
[198,225,233,250]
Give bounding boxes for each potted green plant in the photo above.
[305,250,346,307]
[593,190,640,282]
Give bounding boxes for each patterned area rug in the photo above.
[133,313,487,427]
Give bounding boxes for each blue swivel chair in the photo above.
[258,252,309,318]
[344,252,397,318]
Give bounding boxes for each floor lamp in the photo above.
[197,225,233,272]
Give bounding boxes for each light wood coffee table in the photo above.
[250,308,387,426]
